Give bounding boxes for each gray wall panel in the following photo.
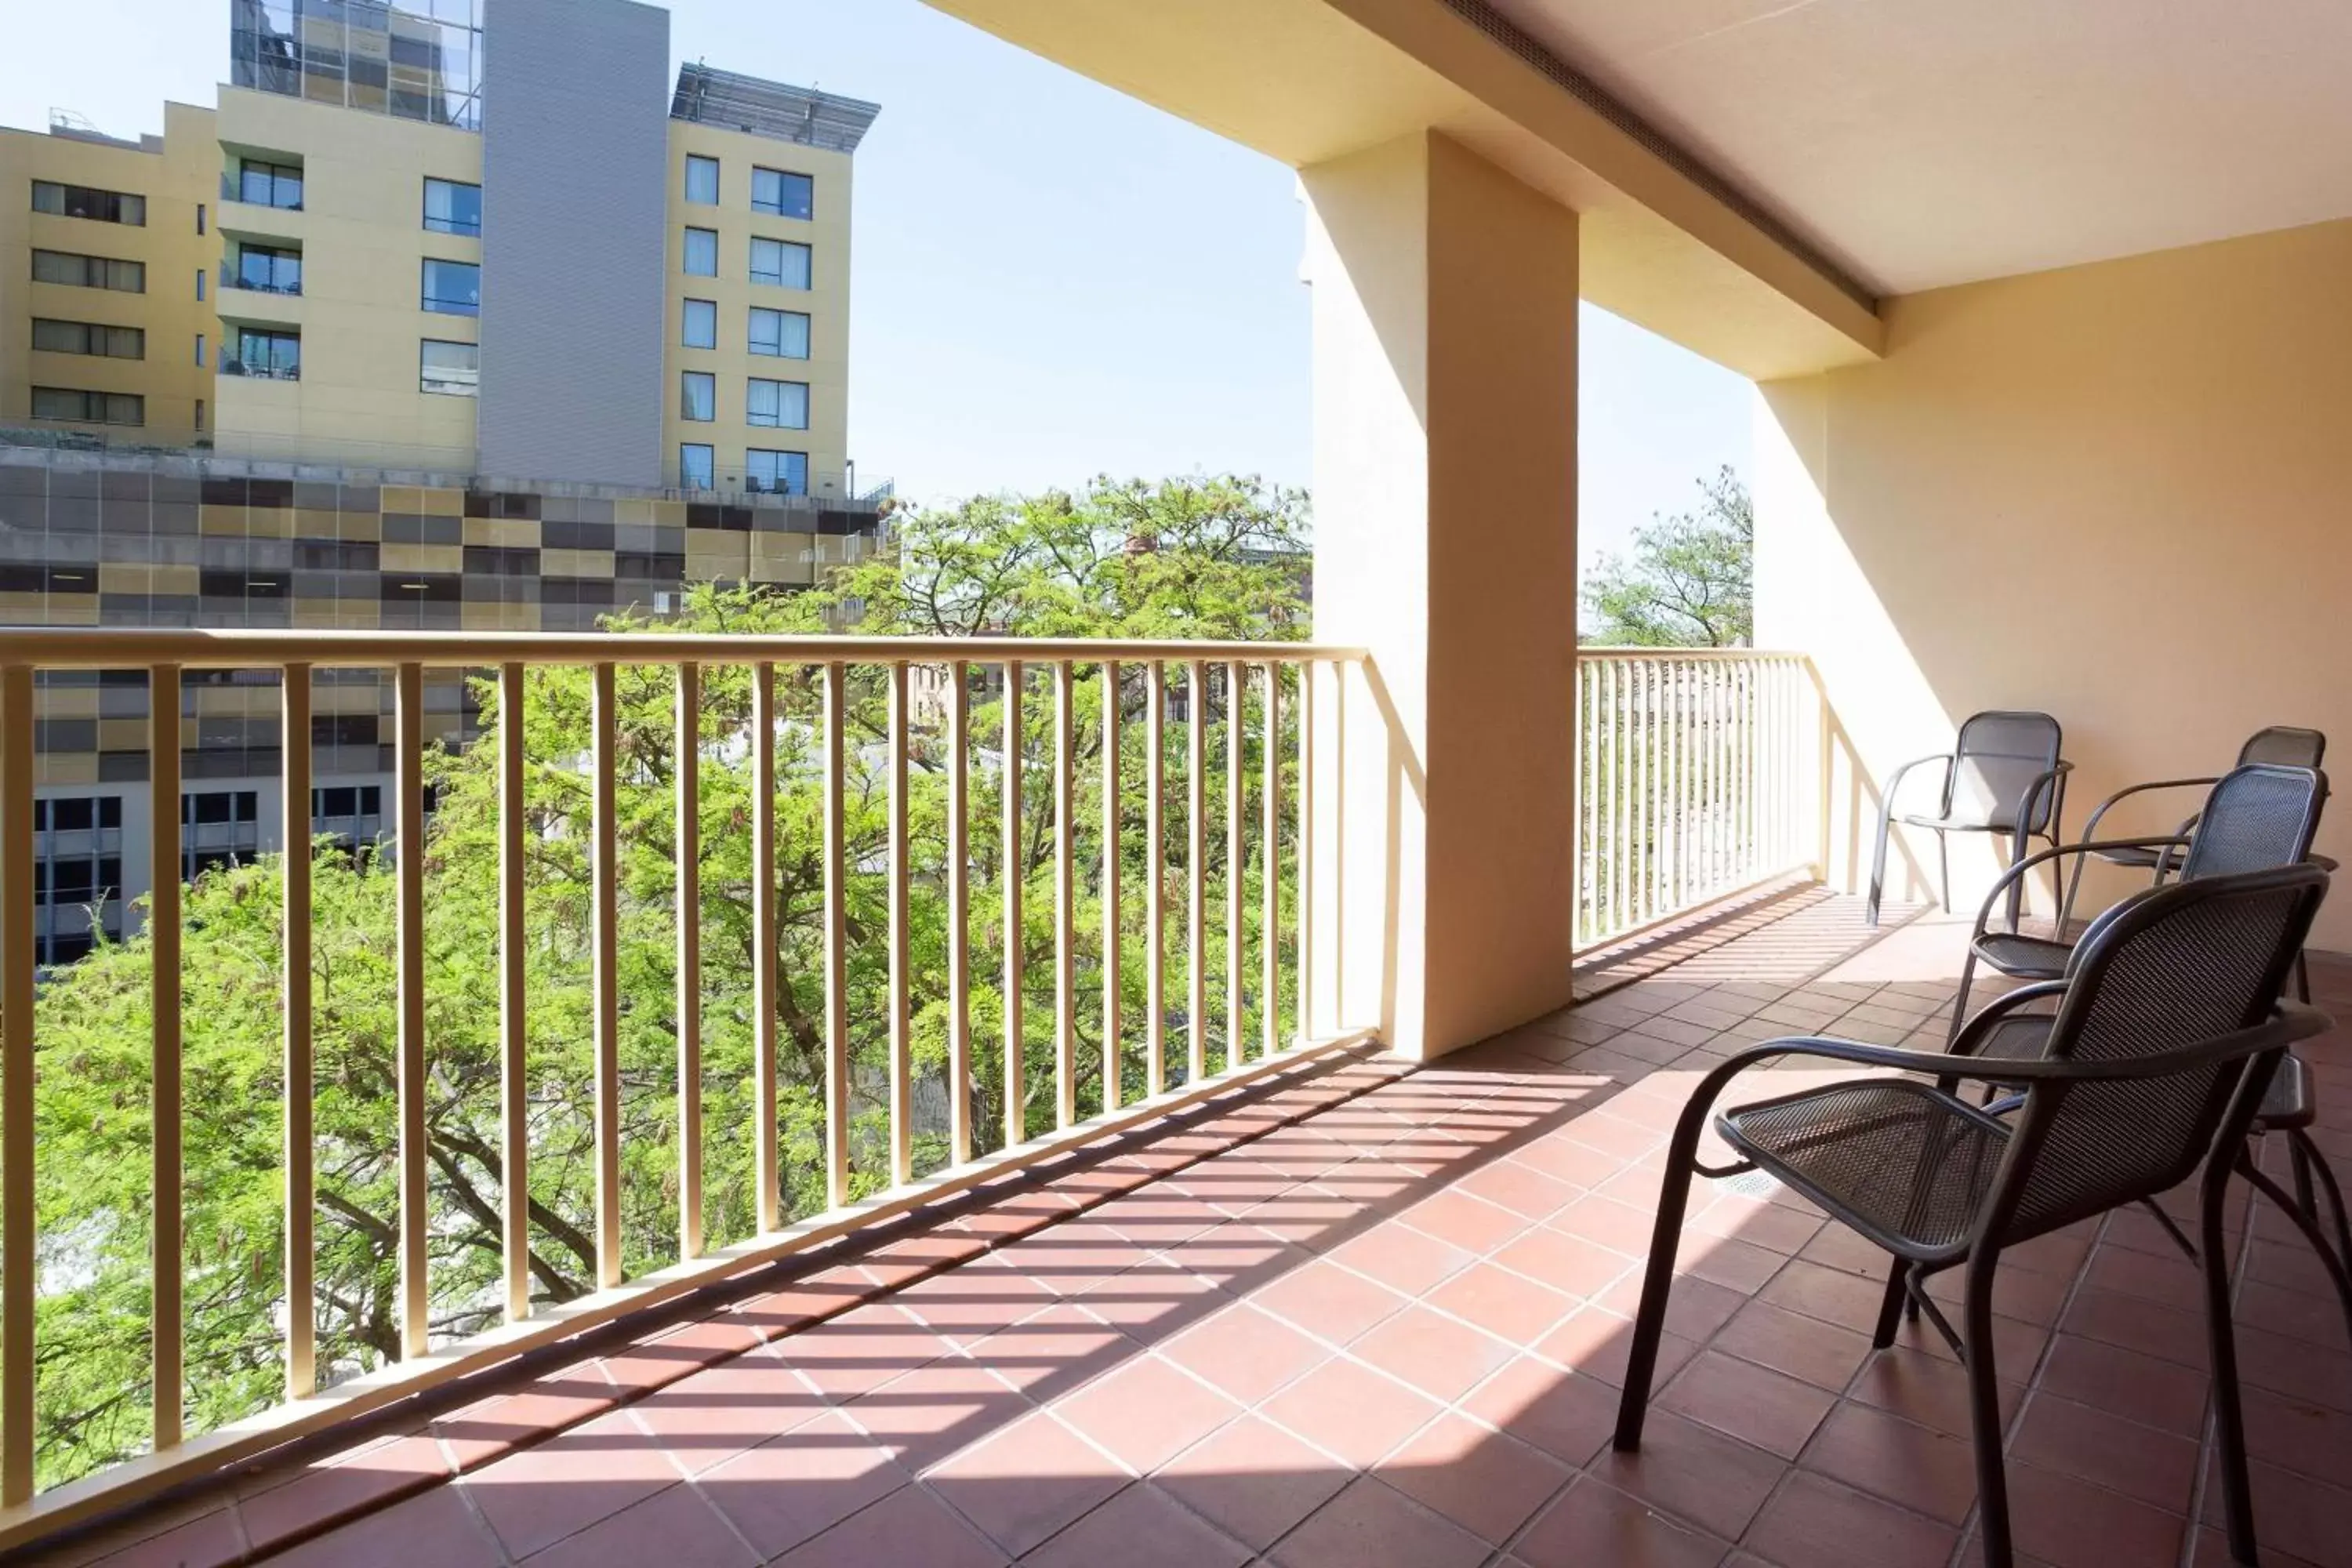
[477,0,670,488]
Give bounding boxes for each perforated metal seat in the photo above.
[1969,931,2072,979]
[1867,711,2071,926]
[2063,728,2327,920]
[1720,1081,2008,1257]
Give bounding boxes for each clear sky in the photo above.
[0,0,1751,564]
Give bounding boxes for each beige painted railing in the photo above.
[0,629,1367,1544]
[1575,648,1823,947]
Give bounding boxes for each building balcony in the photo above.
[217,357,300,382]
[217,263,303,299]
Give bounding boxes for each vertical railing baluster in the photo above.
[1003,661,1025,1145]
[1295,661,1312,1043]
[1100,661,1122,1109]
[591,663,622,1289]
[1054,661,1076,1129]
[675,663,702,1261]
[1575,659,1590,943]
[822,662,849,1208]
[151,662,184,1437]
[1187,659,1207,1083]
[947,661,973,1165]
[1609,659,1624,935]
[1225,662,1244,1069]
[281,663,315,1393]
[1145,662,1167,1095]
[2,664,38,1504]
[1261,664,1279,1060]
[887,662,912,1185]
[1634,659,1649,927]
[393,662,426,1359]
[499,663,529,1316]
[751,662,779,1233]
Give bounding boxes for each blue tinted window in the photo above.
[752,167,811,220]
[423,177,481,235]
[422,258,480,316]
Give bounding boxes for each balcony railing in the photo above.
[217,356,299,381]
[1575,648,1824,946]
[217,263,302,296]
[0,628,1362,1541]
[218,171,302,212]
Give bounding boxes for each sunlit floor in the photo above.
[50,893,2352,1568]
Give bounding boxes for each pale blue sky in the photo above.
[0,0,1749,562]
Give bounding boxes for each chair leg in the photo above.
[1613,1147,1703,1452]
[1871,1259,1909,1349]
[2203,1155,2263,1565]
[2292,951,2312,1005]
[2245,1151,2352,1350]
[1938,829,1952,916]
[1867,804,1896,927]
[1962,1250,2016,1568]
[2293,1130,2352,1279]
[1946,949,1981,1047]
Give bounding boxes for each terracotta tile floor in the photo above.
[46,898,2352,1568]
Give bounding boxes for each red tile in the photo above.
[1021,1481,1250,1568]
[1353,1305,1516,1403]
[699,1410,906,1559]
[1494,1226,1640,1298]
[2239,1276,2352,1349]
[630,1353,828,1474]
[1512,1133,1636,1189]
[1327,1222,1478,1296]
[1553,1195,1664,1256]
[1801,1400,1980,1524]
[1589,1406,1790,1543]
[1269,1476,1489,1568]
[962,1301,1132,1396]
[1261,1357,1444,1468]
[238,1433,451,1552]
[1746,1467,1958,1568]
[2005,1458,2186,1568]
[526,1478,757,1568]
[773,1483,1007,1567]
[771,1303,953,1400]
[1675,1232,1791,1295]
[1461,1355,1621,1467]
[926,1410,1128,1556]
[2201,1454,2352,1568]
[1456,1159,1582,1221]
[1072,1257,1229,1344]
[82,1507,246,1568]
[2035,1334,2210,1438]
[1756,1258,1893,1334]
[598,1317,765,1396]
[1537,1304,1700,1392]
[1425,1260,1580,1344]
[2241,1383,2352,1490]
[1512,1475,1730,1568]
[1374,1412,1573,1544]
[993,1221,1149,1298]
[1845,1347,2024,1441]
[261,1483,500,1568]
[843,1359,1030,1473]
[1656,1350,1835,1460]
[1597,1269,1747,1343]
[1053,1356,1243,1472]
[2009,1392,2198,1510]
[465,1412,682,1560]
[734,1270,878,1342]
[2057,1287,2208,1370]
[1156,1414,1352,1548]
[1712,1300,1872,1392]
[1254,1258,1410,1345]
[1161,1303,1330,1403]
[891,1262,1058,1346]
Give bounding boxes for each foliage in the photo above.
[1581,466,1753,647]
[24,474,1310,1489]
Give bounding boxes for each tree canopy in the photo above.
[24,474,1310,1490]
[1581,466,1753,648]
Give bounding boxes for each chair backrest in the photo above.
[1946,710,2064,832]
[2178,764,2327,880]
[1991,863,2328,1248]
[2238,726,2326,769]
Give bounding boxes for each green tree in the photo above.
[22,474,1309,1490]
[1581,465,1753,647]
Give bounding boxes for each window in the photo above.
[195,267,205,301]
[32,249,144,292]
[681,371,716,422]
[196,202,206,235]
[679,444,715,489]
[422,257,481,315]
[684,155,720,205]
[750,237,811,290]
[234,244,302,294]
[683,227,717,277]
[238,159,303,209]
[423,177,482,235]
[749,307,810,359]
[195,397,204,432]
[752,167,813,220]
[746,448,808,496]
[31,387,144,426]
[195,332,205,367]
[420,339,478,396]
[681,298,717,350]
[229,327,300,379]
[747,378,810,430]
[32,180,146,226]
[31,318,143,359]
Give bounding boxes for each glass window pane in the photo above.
[752,167,813,220]
[422,257,480,315]
[683,227,717,277]
[749,308,810,359]
[681,371,715,422]
[420,338,477,395]
[746,449,807,495]
[423,177,481,235]
[679,444,714,489]
[684,155,719,205]
[750,238,811,289]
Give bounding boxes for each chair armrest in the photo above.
[1948,979,2070,1058]
[2016,761,2074,838]
[1878,753,1954,820]
[1968,836,2191,937]
[2078,777,2223,844]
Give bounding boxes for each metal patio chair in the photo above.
[1612,864,2333,1568]
[1867,710,2070,926]
[2060,726,2326,927]
[1946,762,2327,1037]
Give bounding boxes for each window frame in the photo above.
[31,249,145,293]
[682,226,719,278]
[747,307,811,360]
[751,166,813,220]
[678,443,716,490]
[680,370,717,423]
[746,377,810,430]
[31,387,145,426]
[419,339,480,397]
[745,448,809,496]
[749,236,811,290]
[681,297,717,350]
[32,179,147,226]
[422,176,482,236]
[684,154,720,205]
[231,326,302,379]
[420,256,481,317]
[31,318,144,360]
[238,159,303,210]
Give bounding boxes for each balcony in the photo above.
[218,357,300,382]
[218,262,302,298]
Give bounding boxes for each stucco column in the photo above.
[1301,130,1579,1061]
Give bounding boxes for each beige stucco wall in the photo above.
[210,86,483,468]
[660,119,853,495]
[1756,216,2352,948]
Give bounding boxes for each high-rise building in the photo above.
[0,0,887,964]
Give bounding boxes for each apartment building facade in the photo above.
[0,0,887,963]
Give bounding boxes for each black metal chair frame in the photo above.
[1867,712,2071,927]
[1613,866,2332,1568]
